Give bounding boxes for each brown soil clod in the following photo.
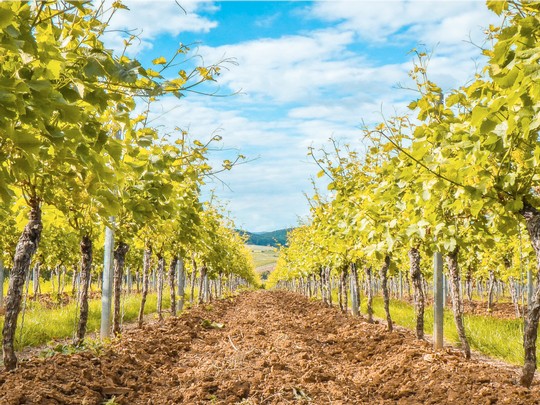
[0,290,539,404]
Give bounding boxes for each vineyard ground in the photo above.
[365,295,531,365]
[0,290,539,404]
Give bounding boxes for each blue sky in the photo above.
[106,0,500,232]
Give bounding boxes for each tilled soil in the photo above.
[461,300,523,319]
[0,290,539,404]
[31,291,103,309]
[419,297,523,320]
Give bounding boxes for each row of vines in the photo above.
[0,1,259,371]
[270,0,540,388]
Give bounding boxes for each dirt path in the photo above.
[0,290,539,404]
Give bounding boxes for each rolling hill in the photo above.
[239,228,292,247]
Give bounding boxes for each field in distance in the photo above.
[248,244,278,268]
[248,245,278,282]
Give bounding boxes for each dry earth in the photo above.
[461,300,523,319]
[0,290,539,404]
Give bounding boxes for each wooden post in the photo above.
[433,252,444,350]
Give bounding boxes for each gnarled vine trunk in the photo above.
[409,247,424,339]
[380,255,392,332]
[445,247,471,359]
[320,267,328,305]
[71,263,78,296]
[350,262,360,316]
[156,255,165,321]
[366,266,373,323]
[55,265,61,294]
[487,270,496,313]
[137,244,152,328]
[190,256,197,305]
[0,259,4,309]
[169,257,178,316]
[318,267,325,304]
[198,265,207,305]
[177,257,186,312]
[126,267,132,294]
[465,268,473,303]
[508,276,521,318]
[325,267,332,306]
[520,202,540,387]
[112,241,129,335]
[74,234,92,346]
[218,271,223,299]
[2,201,42,370]
[32,262,40,297]
[339,265,348,313]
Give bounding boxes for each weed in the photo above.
[201,319,225,329]
[102,396,120,405]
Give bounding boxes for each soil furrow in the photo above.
[0,290,539,404]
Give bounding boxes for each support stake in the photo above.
[100,223,114,339]
[433,252,444,350]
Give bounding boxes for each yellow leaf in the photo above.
[145,68,161,78]
[152,56,167,65]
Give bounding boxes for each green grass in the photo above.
[2,278,79,299]
[324,289,532,365]
[0,290,181,350]
[365,296,532,365]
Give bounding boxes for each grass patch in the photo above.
[0,290,181,350]
[364,296,532,365]
[322,289,531,365]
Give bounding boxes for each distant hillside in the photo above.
[239,228,292,247]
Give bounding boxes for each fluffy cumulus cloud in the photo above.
[103,0,218,54]
[107,1,504,231]
[197,29,361,103]
[141,94,334,231]
[308,1,494,44]
[206,158,315,232]
[308,1,501,89]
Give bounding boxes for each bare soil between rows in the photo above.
[0,290,539,404]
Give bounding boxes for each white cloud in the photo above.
[205,158,314,232]
[113,1,503,231]
[308,1,494,43]
[198,29,364,103]
[103,0,218,54]
[254,12,282,28]
[143,95,333,230]
[307,1,500,89]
